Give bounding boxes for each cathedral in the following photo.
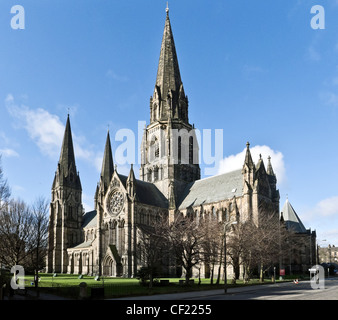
[46,8,280,277]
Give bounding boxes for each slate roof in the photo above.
[280,199,307,233]
[178,169,243,210]
[119,174,169,209]
[70,240,93,250]
[82,210,97,229]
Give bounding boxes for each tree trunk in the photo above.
[185,267,191,285]
[210,264,214,285]
[216,242,223,285]
[260,262,264,283]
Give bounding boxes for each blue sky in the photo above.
[1,0,338,247]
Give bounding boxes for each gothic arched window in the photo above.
[153,103,158,121]
[154,166,159,181]
[147,169,152,182]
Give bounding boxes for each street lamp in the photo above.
[224,220,237,294]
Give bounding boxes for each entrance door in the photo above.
[103,256,114,276]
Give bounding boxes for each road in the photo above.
[189,278,338,300]
[114,277,338,301]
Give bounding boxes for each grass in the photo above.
[22,273,290,299]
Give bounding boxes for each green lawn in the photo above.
[23,273,288,299]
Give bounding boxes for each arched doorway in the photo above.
[102,255,114,276]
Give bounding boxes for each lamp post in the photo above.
[223,220,237,294]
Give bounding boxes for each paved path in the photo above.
[112,278,338,300]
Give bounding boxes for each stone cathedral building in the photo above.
[46,8,280,277]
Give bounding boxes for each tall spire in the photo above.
[156,5,181,93]
[59,114,77,177]
[100,130,114,190]
[151,7,189,123]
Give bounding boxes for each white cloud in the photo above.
[0,148,19,158]
[311,196,338,217]
[217,144,286,184]
[5,95,101,171]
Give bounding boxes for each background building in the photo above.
[280,199,317,274]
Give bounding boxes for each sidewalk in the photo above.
[111,281,295,300]
[3,289,70,300]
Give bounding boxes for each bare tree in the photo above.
[167,213,205,285]
[227,204,292,283]
[0,155,11,275]
[0,199,33,268]
[0,155,11,211]
[201,216,223,284]
[29,197,49,296]
[227,221,252,281]
[137,214,168,288]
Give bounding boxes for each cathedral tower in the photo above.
[47,115,83,273]
[140,7,200,205]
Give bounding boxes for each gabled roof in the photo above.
[280,199,307,233]
[177,169,243,210]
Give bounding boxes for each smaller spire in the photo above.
[166,1,169,15]
[128,164,135,181]
[243,141,254,169]
[127,164,136,197]
[266,155,275,176]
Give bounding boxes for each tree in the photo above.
[0,155,11,211]
[227,221,251,281]
[137,214,168,288]
[201,216,223,284]
[0,155,11,277]
[29,197,49,296]
[167,213,205,285]
[0,199,33,268]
